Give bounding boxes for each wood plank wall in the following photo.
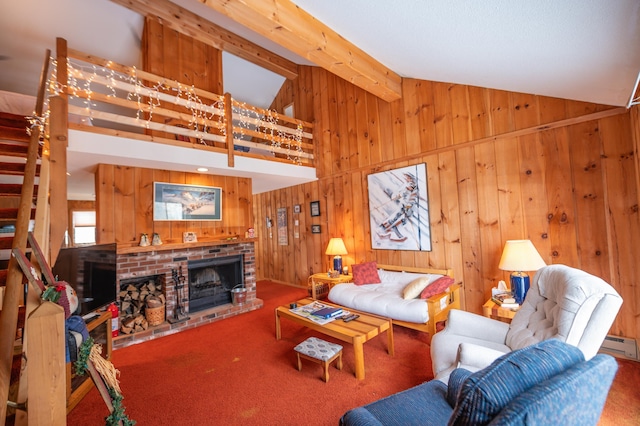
[95,164,252,245]
[269,79,294,113]
[93,19,251,245]
[254,66,640,342]
[143,16,223,95]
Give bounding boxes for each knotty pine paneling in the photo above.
[144,16,223,95]
[630,106,640,344]
[598,113,640,337]
[254,67,639,343]
[268,79,294,114]
[567,122,609,280]
[96,164,251,245]
[142,17,224,144]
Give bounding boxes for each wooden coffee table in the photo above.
[275,298,394,380]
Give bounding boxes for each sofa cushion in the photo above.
[420,276,455,299]
[448,339,584,426]
[447,368,472,407]
[403,277,430,299]
[489,354,618,426]
[340,380,452,426]
[328,280,432,323]
[352,261,381,285]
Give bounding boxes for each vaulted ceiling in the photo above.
[1,0,640,198]
[3,0,640,107]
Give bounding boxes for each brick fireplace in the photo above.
[113,239,262,349]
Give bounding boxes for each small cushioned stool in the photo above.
[294,337,343,382]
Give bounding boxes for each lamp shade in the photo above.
[325,238,348,256]
[498,240,546,272]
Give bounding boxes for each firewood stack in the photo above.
[119,281,166,334]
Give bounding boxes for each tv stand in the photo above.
[66,311,112,413]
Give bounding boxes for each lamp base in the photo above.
[333,256,342,273]
[510,272,530,305]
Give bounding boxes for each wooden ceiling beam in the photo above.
[200,0,402,102]
[110,0,299,80]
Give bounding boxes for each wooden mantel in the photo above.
[117,237,255,255]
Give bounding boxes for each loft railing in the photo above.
[41,38,314,167]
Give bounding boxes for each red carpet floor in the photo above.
[68,280,639,425]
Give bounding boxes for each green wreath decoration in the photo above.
[74,338,135,426]
[106,387,136,426]
[74,337,94,376]
[41,284,65,304]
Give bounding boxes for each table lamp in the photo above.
[325,237,347,273]
[498,240,546,304]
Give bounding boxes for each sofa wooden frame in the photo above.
[375,264,461,335]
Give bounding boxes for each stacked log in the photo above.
[119,280,165,334]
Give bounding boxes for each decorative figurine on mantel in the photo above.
[139,233,150,247]
[151,232,162,246]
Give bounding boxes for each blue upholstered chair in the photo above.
[339,339,618,426]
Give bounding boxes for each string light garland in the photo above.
[33,56,308,164]
[234,100,305,164]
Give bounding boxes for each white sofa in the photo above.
[430,264,623,382]
[328,264,460,335]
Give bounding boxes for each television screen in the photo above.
[52,243,117,316]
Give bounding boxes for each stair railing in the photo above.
[0,48,56,424]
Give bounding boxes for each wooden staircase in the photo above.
[0,111,39,243]
[0,112,37,423]
[0,48,71,424]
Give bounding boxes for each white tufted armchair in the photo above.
[430,264,623,382]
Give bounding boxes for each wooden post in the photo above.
[32,145,51,266]
[49,38,69,266]
[224,92,235,168]
[26,302,66,425]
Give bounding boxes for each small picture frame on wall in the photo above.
[293,204,301,214]
[277,207,288,246]
[311,224,321,234]
[310,200,320,217]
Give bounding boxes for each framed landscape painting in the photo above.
[153,182,222,221]
[367,164,431,251]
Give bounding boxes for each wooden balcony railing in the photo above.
[43,38,314,167]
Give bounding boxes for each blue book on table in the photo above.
[312,306,343,319]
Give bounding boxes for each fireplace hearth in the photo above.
[188,255,244,313]
[114,240,260,350]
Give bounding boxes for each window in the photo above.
[284,103,294,117]
[72,210,96,245]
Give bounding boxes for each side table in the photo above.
[482,299,519,323]
[308,273,353,299]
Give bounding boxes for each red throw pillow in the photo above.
[420,276,455,299]
[352,261,381,285]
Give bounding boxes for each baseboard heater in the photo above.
[600,335,639,361]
